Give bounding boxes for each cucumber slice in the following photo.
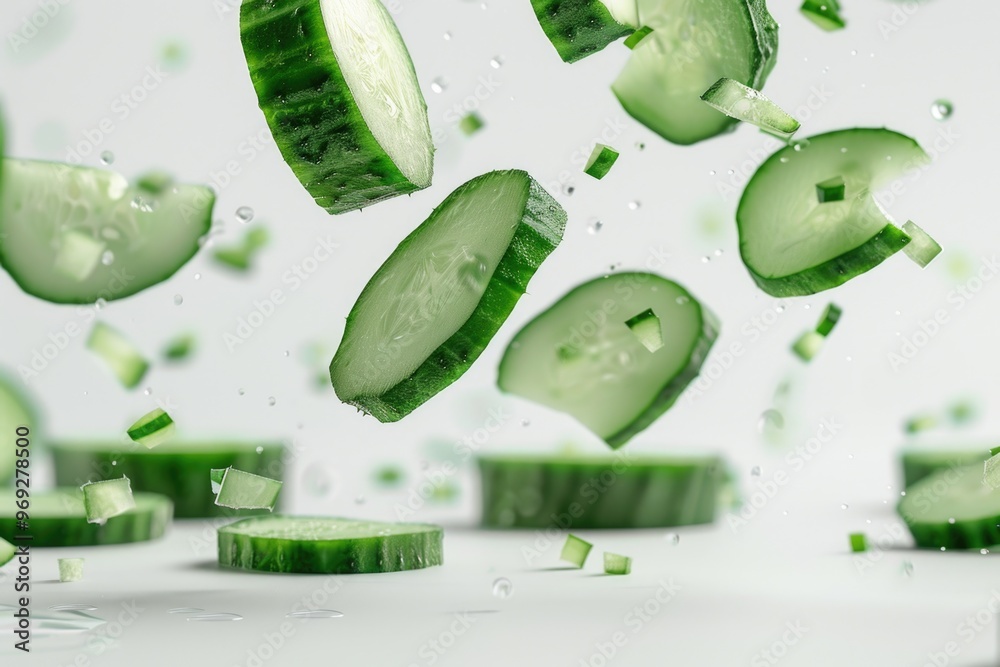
[0,160,213,304]
[584,144,620,180]
[330,170,566,422]
[214,468,282,511]
[800,0,845,31]
[603,552,632,575]
[814,303,842,337]
[126,408,176,449]
[737,128,930,297]
[58,558,85,582]
[459,112,485,136]
[848,533,867,553]
[791,331,823,361]
[900,448,992,488]
[898,464,1000,550]
[901,221,942,268]
[612,0,778,145]
[86,322,150,389]
[0,536,13,567]
[623,26,653,50]
[240,0,433,214]
[218,515,443,574]
[624,307,663,353]
[162,333,195,362]
[81,476,136,524]
[0,490,172,547]
[816,176,846,203]
[477,453,721,529]
[700,78,799,139]
[0,371,37,483]
[213,227,269,272]
[561,534,594,568]
[497,273,718,448]
[529,0,637,63]
[51,441,285,518]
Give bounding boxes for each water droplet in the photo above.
[708,170,716,176]
[255,446,264,454]
[521,419,530,427]
[186,613,243,622]
[587,219,603,235]
[666,533,680,546]
[713,249,723,257]
[701,256,710,263]
[628,201,640,210]
[675,296,689,305]
[99,151,114,166]
[238,388,245,396]
[143,387,152,396]
[235,206,254,224]
[443,31,452,41]
[779,157,789,163]
[430,77,448,94]
[95,298,107,311]
[458,253,489,290]
[49,604,98,612]
[172,294,184,306]
[850,49,857,56]
[750,466,762,477]
[563,184,575,196]
[268,396,276,406]
[168,608,203,615]
[840,504,849,510]
[489,56,503,69]
[947,517,956,524]
[194,272,201,280]
[758,409,784,433]
[930,99,953,121]
[492,577,512,599]
[635,141,645,151]
[131,195,156,213]
[901,561,914,576]
[982,548,991,555]
[286,609,344,619]
[354,495,366,505]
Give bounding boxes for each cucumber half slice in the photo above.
[0,160,213,304]
[218,516,443,574]
[900,447,992,488]
[478,453,722,529]
[737,128,930,297]
[330,170,566,422]
[898,464,1000,550]
[0,490,172,547]
[240,0,433,214]
[700,78,799,139]
[529,0,638,63]
[612,0,778,145]
[0,371,37,483]
[497,273,718,448]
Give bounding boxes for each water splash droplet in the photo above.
[489,56,503,69]
[354,495,366,505]
[443,31,452,41]
[173,294,183,306]
[841,504,849,510]
[628,201,640,211]
[99,151,114,166]
[430,77,448,94]
[267,396,276,406]
[930,99,953,121]
[750,466,762,478]
[665,533,680,546]
[255,446,264,454]
[758,409,784,433]
[168,608,203,615]
[235,206,254,224]
[286,609,344,619]
[186,612,243,622]
[492,577,512,599]
[49,604,98,612]
[587,219,603,235]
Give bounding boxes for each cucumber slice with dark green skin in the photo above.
[738,129,930,297]
[700,78,799,139]
[0,490,172,547]
[477,454,721,528]
[218,516,443,574]
[800,0,845,31]
[0,160,213,304]
[612,0,778,145]
[898,464,1000,550]
[529,0,637,63]
[51,441,284,518]
[330,170,566,422]
[900,448,991,488]
[240,0,433,214]
[497,273,718,448]
[0,371,38,484]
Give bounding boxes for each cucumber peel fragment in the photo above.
[529,0,637,63]
[460,113,485,136]
[625,308,663,352]
[623,26,653,50]
[603,552,631,575]
[127,408,175,449]
[58,558,85,582]
[816,176,846,203]
[214,468,282,511]
[81,477,136,524]
[86,323,149,389]
[700,78,800,139]
[849,533,867,553]
[163,334,195,362]
[800,0,845,31]
[900,221,942,268]
[584,144,620,180]
[814,303,843,337]
[561,534,593,568]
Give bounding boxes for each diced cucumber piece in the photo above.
[214,468,282,511]
[81,476,136,524]
[900,448,992,488]
[791,331,824,361]
[815,303,842,337]
[0,371,38,483]
[950,401,977,425]
[0,536,14,567]
[0,490,172,546]
[623,26,653,50]
[330,170,566,422]
[560,534,593,568]
[51,441,285,518]
[162,333,195,362]
[460,113,485,136]
[904,413,937,434]
[612,0,778,145]
[529,0,638,63]
[901,220,942,268]
[58,558,84,583]
[898,464,1000,550]
[497,273,718,448]
[217,515,443,574]
[800,0,845,31]
[86,323,149,389]
[0,160,213,304]
[700,78,799,139]
[126,408,175,450]
[815,176,846,203]
[603,552,631,575]
[737,129,930,296]
[210,468,226,495]
[584,144,620,180]
[478,454,722,529]
[624,308,663,352]
[213,227,269,272]
[240,0,433,214]
[849,533,867,553]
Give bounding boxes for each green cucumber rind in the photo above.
[127,409,174,441]
[530,0,634,63]
[897,464,1000,550]
[240,0,432,214]
[331,170,567,422]
[217,515,444,574]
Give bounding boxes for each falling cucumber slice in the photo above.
[477,453,722,528]
[901,220,942,268]
[900,448,992,488]
[815,303,842,337]
[791,331,823,361]
[800,0,845,31]
[0,160,213,304]
[51,441,285,518]
[127,408,176,449]
[816,176,846,203]
[561,534,594,568]
[210,468,226,494]
[849,533,867,553]
[623,26,653,49]
[459,113,485,136]
[898,464,1000,550]
[737,128,930,297]
[330,170,566,422]
[0,536,14,567]
[213,227,269,272]
[162,333,195,362]
[86,322,150,389]
[217,515,444,574]
[497,273,718,448]
[603,552,632,575]
[0,371,38,483]
[612,0,778,145]
[240,0,433,214]
[82,476,136,523]
[58,558,85,582]
[529,0,638,63]
[700,78,800,139]
[0,490,172,547]
[625,308,663,352]
[584,144,620,180]
[214,468,282,511]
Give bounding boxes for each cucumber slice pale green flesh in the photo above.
[126,408,176,449]
[898,464,1000,550]
[815,303,842,337]
[81,476,136,523]
[240,0,433,214]
[478,454,721,529]
[791,331,823,361]
[900,448,993,488]
[0,371,37,483]
[218,516,443,574]
[700,78,799,138]
[330,170,566,422]
[584,144,620,180]
[529,0,636,63]
[497,273,718,448]
[51,441,285,518]
[214,468,282,511]
[1,536,15,566]
[59,558,85,582]
[0,160,213,304]
[612,0,778,145]
[561,534,594,567]
[86,322,150,389]
[738,129,930,297]
[625,307,663,352]
[800,0,845,31]
[603,552,632,574]
[901,220,942,268]
[0,491,172,547]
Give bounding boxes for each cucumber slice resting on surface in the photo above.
[898,464,1000,550]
